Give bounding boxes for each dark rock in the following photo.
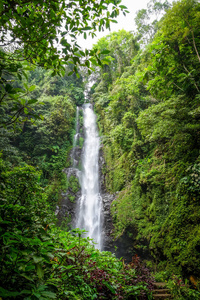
[56,162,82,228]
[56,107,83,228]
[101,192,116,251]
[99,145,152,262]
[99,145,116,251]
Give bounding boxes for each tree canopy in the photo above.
[0,0,128,130]
[0,0,128,72]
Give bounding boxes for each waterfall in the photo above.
[75,103,102,250]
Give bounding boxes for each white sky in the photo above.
[77,0,152,49]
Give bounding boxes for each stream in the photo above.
[75,104,103,250]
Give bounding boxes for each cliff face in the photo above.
[56,110,83,229]
[56,117,150,262]
[99,146,152,262]
[56,167,81,229]
[57,141,150,262]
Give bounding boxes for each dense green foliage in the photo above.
[0,67,154,300]
[0,157,155,299]
[0,65,82,208]
[0,1,158,299]
[91,0,200,290]
[0,0,128,70]
[1,0,200,298]
[0,0,128,130]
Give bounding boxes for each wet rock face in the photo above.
[101,193,116,251]
[56,106,83,229]
[71,146,82,169]
[99,146,152,262]
[99,147,127,257]
[99,151,107,194]
[99,146,116,251]
[57,140,151,262]
[56,167,81,228]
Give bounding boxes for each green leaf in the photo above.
[33,292,41,298]
[85,60,90,68]
[21,274,34,282]
[83,26,92,31]
[28,99,38,104]
[119,5,128,9]
[17,6,21,14]
[29,85,36,92]
[101,50,110,55]
[14,87,25,93]
[62,265,74,270]
[102,59,110,65]
[33,255,44,264]
[36,264,44,279]
[41,291,57,299]
[5,84,13,93]
[23,83,28,90]
[103,281,115,294]
[79,50,85,56]
[24,107,29,114]
[0,287,21,297]
[20,99,26,106]
[17,73,22,80]
[74,52,82,57]
[20,290,32,295]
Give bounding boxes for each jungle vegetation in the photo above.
[91,0,200,294]
[1,0,200,299]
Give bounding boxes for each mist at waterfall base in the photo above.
[74,104,103,250]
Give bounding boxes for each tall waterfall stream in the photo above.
[75,104,103,250]
[56,104,133,259]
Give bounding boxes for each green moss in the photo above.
[68,175,80,193]
[68,195,76,203]
[79,137,84,149]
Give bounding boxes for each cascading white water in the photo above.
[76,103,102,250]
